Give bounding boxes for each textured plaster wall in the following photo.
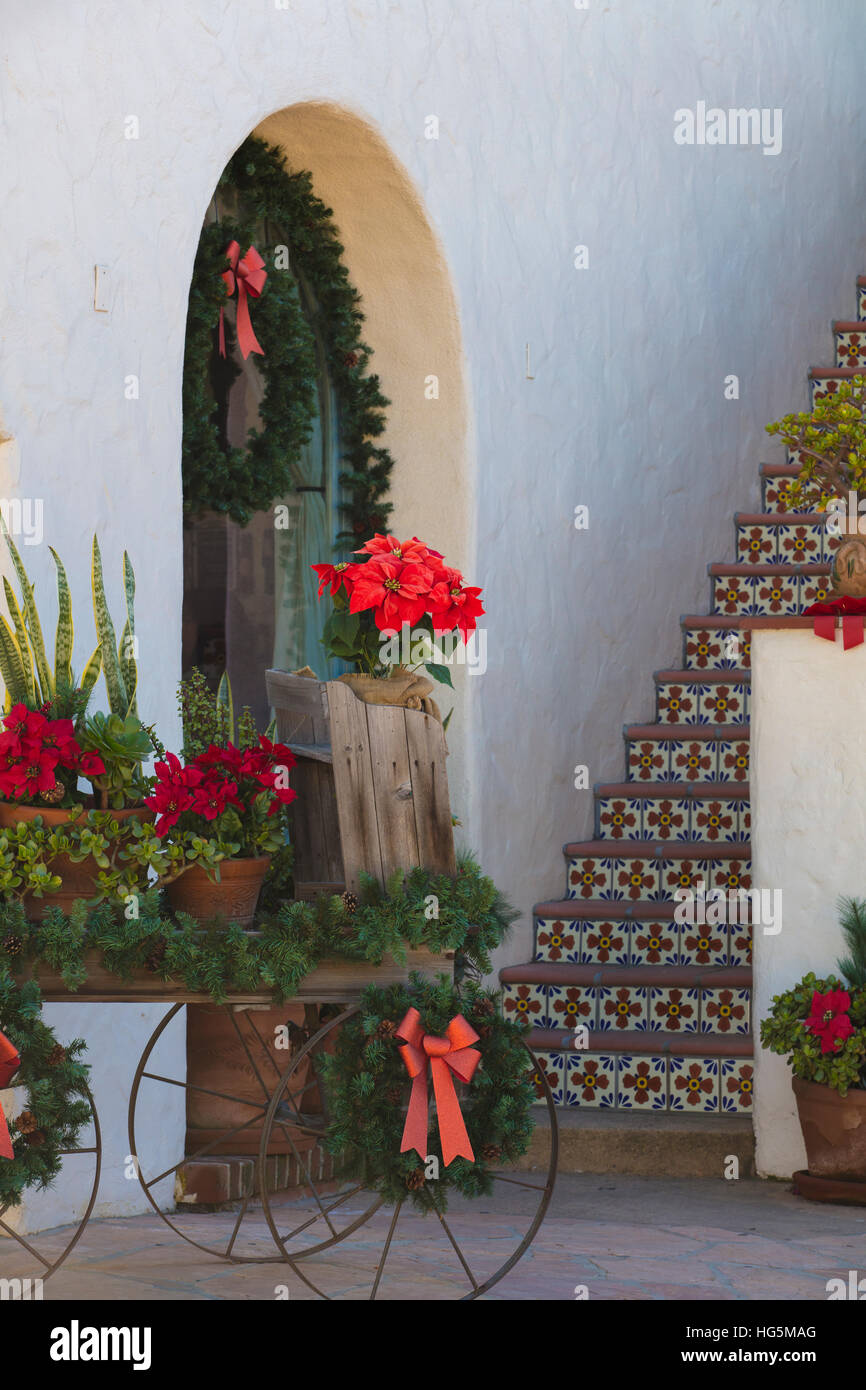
[751,630,866,1179]
[0,2,865,1219]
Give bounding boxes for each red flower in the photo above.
[7,746,61,799]
[349,557,435,630]
[355,534,443,570]
[79,751,106,777]
[804,989,855,1053]
[429,567,485,639]
[311,561,356,598]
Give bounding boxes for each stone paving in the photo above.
[4,1173,866,1300]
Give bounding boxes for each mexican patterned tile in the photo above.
[669,1057,720,1112]
[692,799,739,844]
[581,922,628,966]
[534,918,580,963]
[713,575,756,616]
[643,798,691,842]
[859,285,866,320]
[565,1053,616,1109]
[568,857,610,899]
[702,987,750,1035]
[684,628,726,670]
[678,923,727,966]
[502,982,544,1028]
[699,683,745,724]
[648,986,699,1033]
[657,683,698,723]
[709,859,752,895]
[801,576,831,608]
[753,574,799,616]
[597,985,647,1032]
[628,739,669,781]
[662,858,706,898]
[737,524,776,563]
[612,857,660,901]
[727,924,753,966]
[721,1059,755,1113]
[597,797,641,840]
[717,739,750,783]
[631,921,678,965]
[548,985,595,1030]
[528,1051,566,1106]
[836,329,866,367]
[778,523,822,564]
[670,740,717,781]
[617,1055,667,1110]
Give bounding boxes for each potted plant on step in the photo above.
[312,533,484,712]
[761,896,866,1202]
[148,736,297,928]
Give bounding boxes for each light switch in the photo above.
[94,264,111,313]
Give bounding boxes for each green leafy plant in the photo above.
[766,375,866,511]
[79,712,155,810]
[91,537,138,719]
[178,667,271,761]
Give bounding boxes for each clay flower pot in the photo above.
[166,855,272,930]
[793,1075,866,1181]
[832,537,866,597]
[0,802,154,920]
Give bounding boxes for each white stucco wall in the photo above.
[751,628,866,1178]
[1,1,866,1219]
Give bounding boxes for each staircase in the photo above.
[501,275,866,1120]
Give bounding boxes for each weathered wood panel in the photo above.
[327,680,383,893]
[365,704,419,882]
[404,708,457,875]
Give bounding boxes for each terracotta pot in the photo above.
[166,855,272,929]
[793,1075,866,1181]
[832,536,866,597]
[0,803,154,920]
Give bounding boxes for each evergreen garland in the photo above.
[319,973,535,1213]
[183,135,395,539]
[0,972,92,1208]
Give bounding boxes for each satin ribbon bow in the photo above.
[803,596,866,651]
[395,1007,481,1167]
[219,241,267,360]
[0,1029,21,1161]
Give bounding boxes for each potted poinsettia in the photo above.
[312,534,484,709]
[146,737,296,927]
[761,897,866,1189]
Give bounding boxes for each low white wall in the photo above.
[751,627,866,1177]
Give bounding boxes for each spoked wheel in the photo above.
[259,1009,558,1299]
[127,1001,376,1264]
[0,1082,101,1286]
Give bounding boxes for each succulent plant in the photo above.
[80,711,155,810]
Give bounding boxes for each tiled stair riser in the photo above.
[682,628,751,671]
[504,982,750,1036]
[534,918,751,967]
[735,519,837,565]
[655,680,749,723]
[595,795,749,842]
[566,854,751,902]
[627,735,749,781]
[711,571,831,616]
[529,1050,753,1114]
[859,283,866,320]
[835,328,866,367]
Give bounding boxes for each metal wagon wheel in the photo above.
[258,1008,559,1299]
[0,1081,101,1286]
[127,1001,381,1264]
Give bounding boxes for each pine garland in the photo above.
[319,973,535,1213]
[183,135,395,539]
[0,972,92,1209]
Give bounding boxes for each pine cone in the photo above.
[340,891,359,915]
[47,1044,67,1067]
[1,932,23,957]
[25,1129,46,1148]
[375,1018,396,1040]
[481,1144,501,1163]
[144,937,167,972]
[40,779,66,804]
[343,351,360,369]
[16,1110,38,1135]
[477,1024,492,1041]
[474,997,495,1019]
[405,1168,425,1191]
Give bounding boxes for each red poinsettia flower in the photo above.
[7,746,61,799]
[4,704,47,744]
[79,751,106,777]
[804,989,855,1053]
[355,534,443,570]
[348,557,435,630]
[428,567,485,638]
[311,561,357,598]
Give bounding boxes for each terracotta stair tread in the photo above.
[563,839,750,858]
[681,615,751,628]
[502,962,751,987]
[651,671,750,687]
[535,898,712,920]
[709,560,828,575]
[596,781,748,797]
[734,511,827,524]
[626,723,748,741]
[833,321,866,332]
[760,463,800,476]
[527,1027,753,1057]
[810,365,862,378]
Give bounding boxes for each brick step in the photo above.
[626,724,749,782]
[709,562,830,616]
[734,513,836,565]
[681,618,752,670]
[654,672,750,723]
[594,784,749,843]
[532,908,752,967]
[834,322,866,367]
[513,1108,755,1174]
[176,1148,337,1207]
[503,975,751,1037]
[564,841,751,903]
[526,1035,754,1113]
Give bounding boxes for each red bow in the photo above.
[803,596,866,651]
[0,1029,21,1161]
[219,241,267,360]
[395,1007,481,1167]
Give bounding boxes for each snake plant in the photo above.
[92,536,138,718]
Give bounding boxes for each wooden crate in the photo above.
[265,670,456,896]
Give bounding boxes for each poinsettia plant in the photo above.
[761,898,866,1094]
[312,534,484,684]
[145,737,297,862]
[0,703,105,808]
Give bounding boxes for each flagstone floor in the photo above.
[9,1174,866,1301]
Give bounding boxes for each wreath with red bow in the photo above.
[0,973,92,1210]
[319,975,535,1212]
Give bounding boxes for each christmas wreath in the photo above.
[319,973,535,1212]
[0,971,92,1209]
[183,135,395,538]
